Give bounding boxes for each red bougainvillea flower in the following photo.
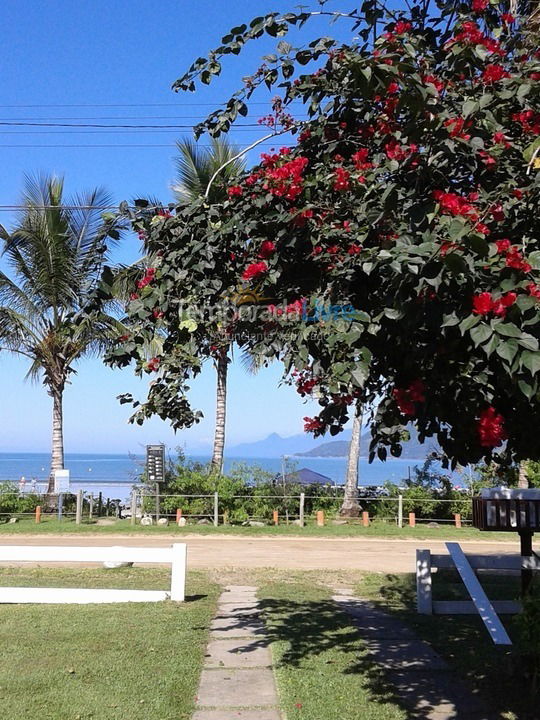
[242,261,268,281]
[352,148,374,170]
[394,380,425,416]
[333,167,351,191]
[147,357,161,372]
[505,246,532,273]
[433,190,478,220]
[481,64,511,84]
[479,150,497,168]
[130,292,139,301]
[493,131,510,147]
[475,223,491,235]
[501,12,515,23]
[491,204,505,222]
[137,267,156,289]
[152,309,164,319]
[423,74,445,94]
[495,239,511,253]
[304,416,324,432]
[347,244,363,255]
[450,21,504,56]
[478,407,507,447]
[472,0,488,12]
[512,110,540,134]
[258,240,276,259]
[472,292,495,315]
[492,292,517,317]
[444,117,471,140]
[227,185,243,197]
[527,283,540,299]
[394,20,412,34]
[385,139,417,162]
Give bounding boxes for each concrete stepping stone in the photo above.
[204,638,272,668]
[197,668,278,707]
[333,592,487,720]
[193,710,282,720]
[195,586,282,719]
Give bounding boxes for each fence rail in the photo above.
[0,486,475,528]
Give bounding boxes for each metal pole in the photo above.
[398,494,403,528]
[155,483,160,521]
[299,492,305,527]
[57,493,63,522]
[520,530,534,597]
[75,489,83,525]
[214,492,219,527]
[131,489,137,526]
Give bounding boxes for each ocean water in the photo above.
[0,451,426,500]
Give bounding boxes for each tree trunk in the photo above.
[518,460,529,489]
[48,385,65,494]
[210,352,228,473]
[340,403,363,518]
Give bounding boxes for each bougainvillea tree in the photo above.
[107,0,540,470]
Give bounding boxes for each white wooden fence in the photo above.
[0,544,186,604]
[415,541,540,645]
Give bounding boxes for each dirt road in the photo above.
[0,534,523,573]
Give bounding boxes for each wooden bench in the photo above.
[0,544,187,604]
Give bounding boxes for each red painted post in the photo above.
[409,512,416,528]
[316,510,325,527]
[273,510,279,526]
[176,508,182,525]
[362,511,369,527]
[35,506,41,524]
[454,513,462,528]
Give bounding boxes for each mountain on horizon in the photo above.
[295,426,440,459]
[227,429,352,458]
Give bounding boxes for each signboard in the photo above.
[146,444,165,483]
[54,469,70,494]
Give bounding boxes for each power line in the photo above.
[0,121,263,129]
[0,143,281,148]
[0,101,304,108]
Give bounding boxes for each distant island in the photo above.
[295,427,438,459]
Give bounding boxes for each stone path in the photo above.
[193,585,282,720]
[333,589,490,720]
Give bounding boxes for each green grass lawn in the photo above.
[360,570,538,719]
[0,567,219,720]
[257,579,407,720]
[0,515,516,541]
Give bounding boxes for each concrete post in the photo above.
[273,510,279,526]
[35,506,41,524]
[316,510,325,527]
[454,513,462,528]
[398,494,403,528]
[362,511,369,527]
[214,492,219,527]
[131,489,137,526]
[75,489,83,525]
[409,512,416,528]
[299,492,305,527]
[88,493,94,521]
[155,483,160,521]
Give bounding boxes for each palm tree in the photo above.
[340,403,363,517]
[172,137,246,472]
[0,174,124,492]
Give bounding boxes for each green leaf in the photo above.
[470,324,493,347]
[518,333,539,351]
[519,379,535,399]
[459,314,480,333]
[496,339,518,364]
[522,350,540,376]
[494,322,522,338]
[462,100,478,117]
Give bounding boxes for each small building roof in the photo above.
[282,468,333,486]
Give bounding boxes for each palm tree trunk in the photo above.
[518,460,529,489]
[210,353,228,473]
[340,403,363,518]
[48,385,65,493]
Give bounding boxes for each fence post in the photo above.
[176,508,182,525]
[362,511,369,527]
[89,493,94,521]
[273,510,279,526]
[75,489,83,525]
[97,492,102,517]
[316,510,325,527]
[299,492,305,527]
[409,512,416,528]
[57,493,63,522]
[454,513,462,528]
[398,494,403,528]
[214,492,219,527]
[131,490,137,526]
[35,506,41,524]
[155,483,160,521]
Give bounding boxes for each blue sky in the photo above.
[0,0,364,454]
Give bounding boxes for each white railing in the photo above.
[0,543,186,604]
